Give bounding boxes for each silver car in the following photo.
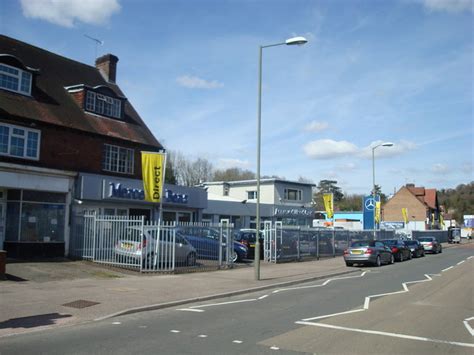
[344,240,394,267]
[418,236,442,254]
[114,226,197,267]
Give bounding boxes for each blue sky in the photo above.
[1,0,472,195]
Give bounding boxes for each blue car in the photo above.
[177,227,248,262]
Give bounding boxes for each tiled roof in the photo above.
[0,35,162,148]
[405,184,438,210]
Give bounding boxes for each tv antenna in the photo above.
[84,34,104,61]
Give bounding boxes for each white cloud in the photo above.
[304,120,329,132]
[432,163,449,173]
[217,158,250,170]
[420,0,473,13]
[303,139,359,159]
[176,75,224,89]
[20,0,121,28]
[304,139,418,160]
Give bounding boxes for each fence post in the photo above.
[92,212,97,261]
[297,227,301,261]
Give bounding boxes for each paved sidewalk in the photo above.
[0,256,354,337]
[1,241,461,338]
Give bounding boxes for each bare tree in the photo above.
[213,167,255,182]
[167,151,214,186]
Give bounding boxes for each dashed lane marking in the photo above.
[170,330,181,333]
[232,340,243,344]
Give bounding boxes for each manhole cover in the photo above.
[62,300,100,309]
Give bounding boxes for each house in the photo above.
[0,35,206,258]
[383,183,441,231]
[201,179,315,229]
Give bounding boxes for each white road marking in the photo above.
[112,322,121,325]
[442,266,454,272]
[463,316,474,336]
[198,334,208,338]
[139,325,147,328]
[457,261,465,265]
[188,298,257,309]
[176,308,205,312]
[232,340,243,344]
[270,346,280,350]
[468,256,473,260]
[170,330,181,333]
[258,295,269,300]
[295,321,474,348]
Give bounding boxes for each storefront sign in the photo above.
[108,182,145,201]
[274,207,313,217]
[165,189,188,204]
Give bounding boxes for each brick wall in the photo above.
[383,187,427,222]
[1,122,149,179]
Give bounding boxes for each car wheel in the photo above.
[390,254,395,264]
[408,251,412,260]
[375,255,381,267]
[186,252,196,266]
[345,261,353,267]
[439,246,442,253]
[399,252,404,262]
[231,251,239,263]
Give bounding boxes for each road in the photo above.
[1,244,472,354]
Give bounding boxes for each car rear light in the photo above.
[365,248,374,254]
[391,247,398,253]
[427,242,433,246]
[138,237,147,250]
[343,249,349,255]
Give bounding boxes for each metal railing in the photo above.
[70,213,236,273]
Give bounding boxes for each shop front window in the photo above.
[20,203,65,242]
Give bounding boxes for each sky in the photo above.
[1,0,473,195]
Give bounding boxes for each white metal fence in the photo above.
[70,214,236,273]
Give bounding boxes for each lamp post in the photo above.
[255,36,307,281]
[371,142,394,238]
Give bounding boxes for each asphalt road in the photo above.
[1,245,472,355]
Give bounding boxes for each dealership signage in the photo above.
[107,182,188,204]
[274,207,313,217]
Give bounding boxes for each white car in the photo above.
[114,226,197,267]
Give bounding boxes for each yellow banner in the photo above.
[141,152,166,203]
[401,208,408,224]
[323,193,334,219]
[439,214,445,227]
[375,201,381,223]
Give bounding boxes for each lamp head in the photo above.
[285,36,308,46]
[382,142,394,147]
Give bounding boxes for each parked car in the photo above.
[178,227,248,262]
[114,226,197,267]
[404,240,425,258]
[343,240,394,267]
[382,239,412,262]
[418,236,442,254]
[234,229,263,259]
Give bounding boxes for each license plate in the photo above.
[121,242,133,250]
[250,244,255,247]
[351,250,363,255]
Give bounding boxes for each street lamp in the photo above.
[255,36,308,281]
[371,142,394,238]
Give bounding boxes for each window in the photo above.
[247,191,257,200]
[103,144,134,174]
[0,123,40,160]
[284,188,302,201]
[85,90,122,119]
[0,63,32,95]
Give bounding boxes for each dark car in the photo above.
[382,239,412,262]
[404,240,425,258]
[418,236,442,254]
[234,229,263,259]
[178,227,248,262]
[343,240,394,267]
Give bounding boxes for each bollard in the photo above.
[0,250,6,280]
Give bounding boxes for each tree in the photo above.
[338,194,364,211]
[167,151,214,186]
[372,184,387,203]
[313,180,344,210]
[165,157,177,184]
[438,182,474,224]
[213,167,255,182]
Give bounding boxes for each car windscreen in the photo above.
[382,240,398,246]
[350,241,374,248]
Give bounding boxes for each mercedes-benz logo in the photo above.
[365,198,376,211]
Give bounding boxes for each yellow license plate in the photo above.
[351,250,363,255]
[122,243,133,250]
[250,244,255,247]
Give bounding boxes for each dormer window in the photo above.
[0,63,32,95]
[85,90,122,119]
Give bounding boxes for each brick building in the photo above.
[383,184,441,231]
[0,35,206,258]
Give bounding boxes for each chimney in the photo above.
[406,183,415,188]
[95,54,119,83]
